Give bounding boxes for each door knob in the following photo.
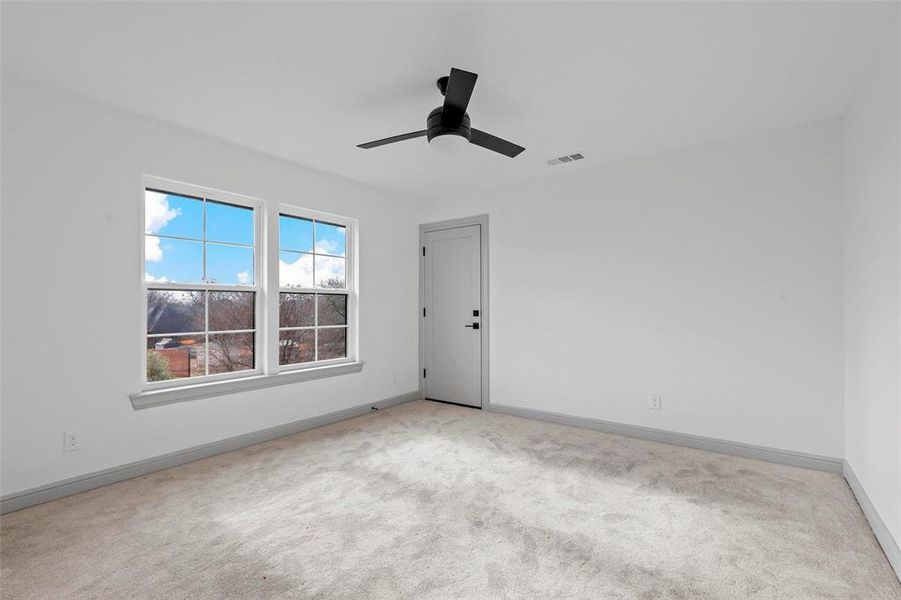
[464,323,480,329]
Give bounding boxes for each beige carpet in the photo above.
[1,400,898,599]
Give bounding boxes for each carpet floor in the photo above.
[1,400,899,599]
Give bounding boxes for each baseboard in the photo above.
[0,391,420,515]
[843,460,901,580]
[486,403,843,474]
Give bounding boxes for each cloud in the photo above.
[145,272,170,283]
[314,255,345,287]
[315,239,339,255]
[145,191,180,234]
[279,253,345,288]
[145,191,181,267]
[236,271,250,285]
[145,236,163,262]
[279,253,314,288]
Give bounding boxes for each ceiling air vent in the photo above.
[547,153,585,166]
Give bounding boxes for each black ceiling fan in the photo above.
[357,68,525,158]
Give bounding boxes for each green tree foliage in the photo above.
[146,350,174,381]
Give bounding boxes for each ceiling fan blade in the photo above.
[357,130,427,149]
[442,68,478,124]
[469,129,525,158]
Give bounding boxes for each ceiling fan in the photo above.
[357,68,525,158]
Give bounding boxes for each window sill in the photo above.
[130,361,365,410]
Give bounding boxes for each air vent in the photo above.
[547,153,585,166]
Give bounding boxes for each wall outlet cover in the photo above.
[64,430,81,452]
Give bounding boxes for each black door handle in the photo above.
[464,323,480,329]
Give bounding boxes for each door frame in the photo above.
[419,214,490,409]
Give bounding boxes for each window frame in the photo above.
[274,204,357,373]
[138,175,359,398]
[141,175,264,390]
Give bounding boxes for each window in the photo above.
[140,176,357,395]
[278,215,349,366]
[144,186,259,383]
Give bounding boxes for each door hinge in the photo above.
[422,246,426,256]
[423,307,426,317]
[423,368,426,378]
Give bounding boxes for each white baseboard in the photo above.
[486,403,844,473]
[843,460,901,581]
[0,391,420,515]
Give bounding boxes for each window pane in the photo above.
[280,215,314,253]
[280,293,315,327]
[315,255,345,289]
[317,294,347,326]
[318,327,346,360]
[279,329,315,365]
[208,333,255,374]
[209,291,255,331]
[280,251,314,288]
[145,190,203,239]
[147,335,206,380]
[315,222,346,256]
[147,290,204,334]
[145,236,203,283]
[206,201,254,246]
[205,243,254,285]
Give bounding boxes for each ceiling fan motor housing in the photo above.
[427,107,471,143]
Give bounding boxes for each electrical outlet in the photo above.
[64,430,81,452]
[649,395,663,411]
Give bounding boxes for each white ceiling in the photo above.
[2,2,896,200]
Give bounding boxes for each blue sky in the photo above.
[278,215,347,288]
[145,191,346,286]
[280,215,346,256]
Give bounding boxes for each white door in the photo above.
[423,225,482,407]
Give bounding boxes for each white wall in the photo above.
[420,121,845,457]
[842,24,901,553]
[0,79,420,496]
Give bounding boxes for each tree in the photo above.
[207,291,255,372]
[318,277,346,290]
[146,350,174,381]
[319,292,347,323]
[278,293,315,327]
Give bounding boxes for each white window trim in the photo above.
[132,175,362,409]
[274,203,358,373]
